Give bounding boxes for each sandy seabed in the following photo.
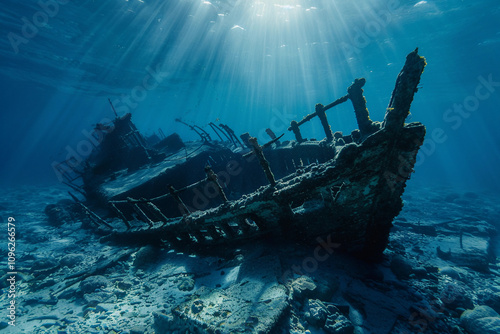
[1,182,500,334]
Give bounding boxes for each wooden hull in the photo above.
[101,122,425,258]
[90,49,427,259]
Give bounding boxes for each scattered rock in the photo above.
[143,281,158,292]
[58,285,79,300]
[482,292,500,314]
[390,255,413,279]
[60,254,85,268]
[159,255,288,333]
[303,299,354,333]
[80,275,110,294]
[83,306,97,317]
[174,275,195,291]
[439,266,467,280]
[291,276,317,302]
[304,299,329,327]
[171,281,288,333]
[116,279,133,291]
[460,305,500,334]
[84,291,117,305]
[61,315,80,325]
[412,267,428,278]
[35,278,57,289]
[96,303,116,313]
[6,185,500,333]
[324,312,355,334]
[23,292,58,305]
[32,258,59,274]
[133,245,159,269]
[439,281,473,310]
[191,299,204,314]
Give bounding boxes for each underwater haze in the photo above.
[3,1,500,334]
[0,0,499,190]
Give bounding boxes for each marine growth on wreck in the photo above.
[49,49,427,260]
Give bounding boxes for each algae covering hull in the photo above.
[69,49,426,259]
[101,122,425,258]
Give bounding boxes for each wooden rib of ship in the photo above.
[55,49,427,259]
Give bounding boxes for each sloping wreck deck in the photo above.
[57,49,427,259]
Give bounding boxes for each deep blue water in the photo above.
[1,0,499,191]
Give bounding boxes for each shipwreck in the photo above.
[52,49,427,260]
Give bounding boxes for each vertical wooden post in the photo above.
[248,137,276,186]
[128,198,154,227]
[347,78,377,136]
[205,165,228,203]
[146,202,169,224]
[110,202,131,229]
[169,185,191,214]
[315,103,334,141]
[288,121,304,143]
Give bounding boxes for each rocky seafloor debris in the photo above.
[0,182,499,333]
